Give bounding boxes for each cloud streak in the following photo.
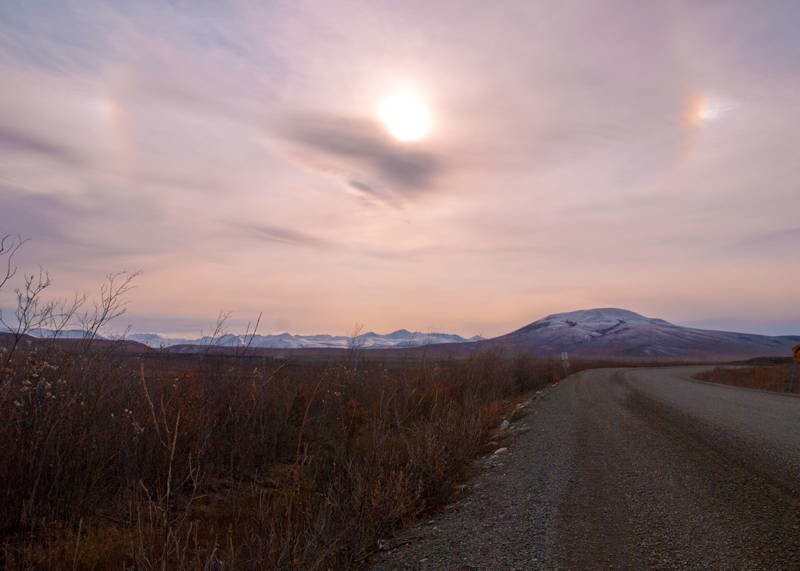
[239,223,336,250]
[0,125,84,165]
[281,113,444,197]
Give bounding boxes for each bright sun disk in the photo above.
[688,94,736,125]
[378,93,431,142]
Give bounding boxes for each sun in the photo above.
[686,94,736,125]
[378,92,432,142]
[688,97,720,124]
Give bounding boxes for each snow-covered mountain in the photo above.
[489,308,799,360]
[12,327,481,350]
[24,328,105,340]
[126,329,482,349]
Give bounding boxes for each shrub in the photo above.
[0,346,559,569]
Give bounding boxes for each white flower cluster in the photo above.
[122,408,145,435]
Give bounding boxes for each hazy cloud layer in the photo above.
[0,1,798,336]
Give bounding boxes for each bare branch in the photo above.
[0,234,27,293]
[46,292,87,342]
[0,266,54,365]
[80,270,141,351]
[204,310,232,356]
[347,322,365,371]
[235,312,263,358]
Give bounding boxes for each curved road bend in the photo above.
[372,366,800,569]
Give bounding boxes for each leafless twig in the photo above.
[0,267,55,365]
[235,312,263,358]
[0,234,26,293]
[79,270,140,351]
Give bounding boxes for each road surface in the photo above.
[372,367,800,569]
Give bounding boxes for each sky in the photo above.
[1,0,799,338]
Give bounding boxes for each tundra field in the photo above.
[0,343,564,569]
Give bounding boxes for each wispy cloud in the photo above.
[238,223,336,250]
[281,113,444,197]
[723,226,800,258]
[347,179,381,197]
[0,125,84,165]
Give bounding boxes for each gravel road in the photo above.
[371,366,800,569]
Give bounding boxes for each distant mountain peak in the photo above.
[386,329,413,339]
[543,308,657,324]
[510,308,661,337]
[495,307,795,360]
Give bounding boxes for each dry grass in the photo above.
[695,364,799,394]
[0,347,561,569]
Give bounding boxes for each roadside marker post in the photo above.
[789,344,800,393]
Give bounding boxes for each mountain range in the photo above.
[12,308,799,361]
[21,328,483,350]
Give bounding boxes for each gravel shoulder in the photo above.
[371,366,800,569]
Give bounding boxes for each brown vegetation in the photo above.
[695,365,799,394]
[0,346,561,569]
